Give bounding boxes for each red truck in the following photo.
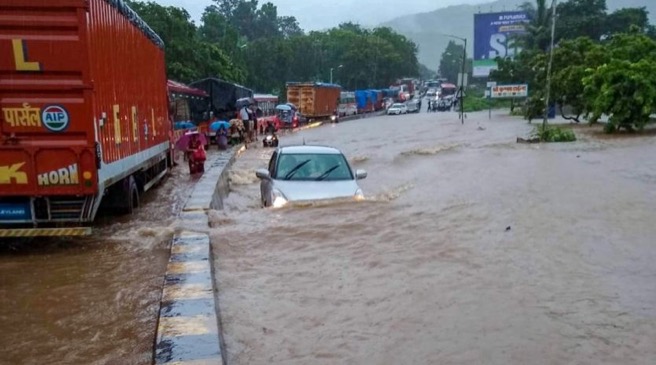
[0,0,172,237]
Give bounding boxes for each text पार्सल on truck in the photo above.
[0,0,172,237]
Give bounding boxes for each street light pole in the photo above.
[330,65,343,84]
[543,0,557,129]
[437,33,467,124]
[460,38,467,124]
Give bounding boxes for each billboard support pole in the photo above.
[543,0,557,129]
[489,89,492,120]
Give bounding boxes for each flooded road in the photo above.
[0,160,196,364]
[212,110,656,364]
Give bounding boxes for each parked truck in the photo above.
[286,82,341,120]
[0,0,172,237]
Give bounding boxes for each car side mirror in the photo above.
[355,169,367,180]
[256,168,270,180]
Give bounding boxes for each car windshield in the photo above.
[392,104,405,108]
[275,153,354,181]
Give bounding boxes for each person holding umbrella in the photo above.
[175,131,207,174]
[188,133,206,174]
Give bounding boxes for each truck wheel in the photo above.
[120,176,140,215]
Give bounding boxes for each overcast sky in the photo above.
[154,0,492,30]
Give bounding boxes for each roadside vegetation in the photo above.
[532,125,577,142]
[460,89,512,113]
[489,0,656,134]
[127,0,420,99]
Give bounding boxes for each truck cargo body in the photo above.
[286,82,341,119]
[0,0,171,236]
[355,90,373,113]
[189,78,253,121]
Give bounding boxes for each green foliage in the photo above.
[128,0,419,94]
[126,1,245,84]
[555,0,607,42]
[550,37,605,121]
[496,0,656,133]
[583,57,656,132]
[605,7,654,37]
[461,94,511,113]
[532,125,577,142]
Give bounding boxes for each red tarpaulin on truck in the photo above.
[167,80,208,98]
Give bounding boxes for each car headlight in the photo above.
[272,189,288,208]
[266,135,273,140]
[331,115,336,121]
[354,188,365,201]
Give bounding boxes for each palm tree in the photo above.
[518,0,553,52]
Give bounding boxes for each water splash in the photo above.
[208,209,237,228]
[368,183,415,202]
[399,143,464,157]
[229,169,260,186]
[350,155,370,165]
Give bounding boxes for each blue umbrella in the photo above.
[210,121,231,131]
[275,104,292,111]
[174,121,195,130]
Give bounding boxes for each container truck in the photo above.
[0,0,172,237]
[286,82,341,120]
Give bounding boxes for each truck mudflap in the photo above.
[0,227,92,238]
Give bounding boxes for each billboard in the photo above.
[473,11,529,78]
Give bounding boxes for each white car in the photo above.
[256,145,367,208]
[387,103,408,115]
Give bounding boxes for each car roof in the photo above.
[279,145,343,155]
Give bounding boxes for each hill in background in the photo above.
[381,0,656,71]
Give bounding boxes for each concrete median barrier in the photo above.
[154,146,244,365]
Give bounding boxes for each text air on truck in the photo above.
[0,0,172,237]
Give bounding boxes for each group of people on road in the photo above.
[182,100,282,175]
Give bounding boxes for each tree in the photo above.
[199,5,240,53]
[556,0,607,42]
[129,0,420,94]
[518,0,552,51]
[583,33,656,132]
[127,1,245,83]
[605,7,653,37]
[438,41,464,83]
[550,37,605,122]
[278,16,303,38]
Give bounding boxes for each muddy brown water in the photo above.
[0,160,198,364]
[212,111,656,364]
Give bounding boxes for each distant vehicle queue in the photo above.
[169,78,427,149]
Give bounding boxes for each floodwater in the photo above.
[0,157,196,364]
[212,110,656,364]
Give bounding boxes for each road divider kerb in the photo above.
[154,146,241,365]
